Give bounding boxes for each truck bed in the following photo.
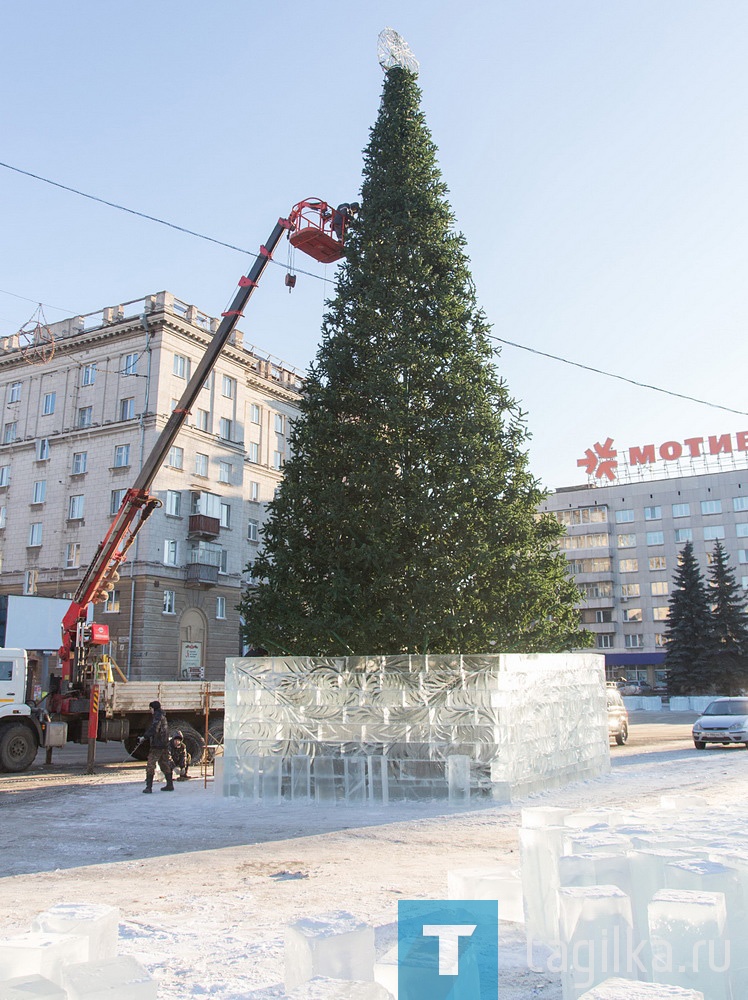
[101,681,225,715]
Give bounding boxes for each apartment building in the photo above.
[541,465,748,687]
[0,291,303,681]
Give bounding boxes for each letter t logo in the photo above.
[422,924,477,975]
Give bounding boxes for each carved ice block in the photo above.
[648,890,730,1000]
[447,866,523,923]
[366,756,389,805]
[291,756,311,800]
[557,885,633,1000]
[0,976,67,1000]
[521,824,568,944]
[32,904,119,962]
[447,755,470,804]
[261,755,283,804]
[344,758,366,803]
[284,912,375,991]
[62,955,158,1000]
[577,977,704,998]
[0,933,88,987]
[285,976,392,998]
[312,758,336,804]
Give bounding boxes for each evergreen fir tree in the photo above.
[708,540,748,693]
[239,65,586,656]
[664,541,716,694]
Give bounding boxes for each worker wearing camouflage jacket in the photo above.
[141,700,174,793]
[169,730,191,781]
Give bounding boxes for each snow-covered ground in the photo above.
[1,716,744,998]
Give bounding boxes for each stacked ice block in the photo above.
[0,904,157,999]
[284,911,376,993]
[520,798,747,998]
[222,653,610,803]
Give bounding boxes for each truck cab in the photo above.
[0,649,30,720]
[0,648,47,772]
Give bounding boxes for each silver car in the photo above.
[692,697,748,749]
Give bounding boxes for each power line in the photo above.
[0,286,74,314]
[489,334,748,418]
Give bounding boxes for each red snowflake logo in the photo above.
[577,438,618,481]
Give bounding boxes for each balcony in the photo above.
[185,563,219,588]
[188,514,220,539]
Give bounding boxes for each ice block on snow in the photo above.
[447,866,523,922]
[0,976,67,999]
[285,976,392,998]
[648,889,730,1000]
[32,903,119,962]
[557,885,634,1000]
[447,754,470,804]
[372,944,397,998]
[0,933,88,987]
[520,824,568,944]
[577,977,704,998]
[62,955,157,1000]
[284,911,375,991]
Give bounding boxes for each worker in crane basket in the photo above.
[169,730,191,781]
[138,700,174,793]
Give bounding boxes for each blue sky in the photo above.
[1,1,747,488]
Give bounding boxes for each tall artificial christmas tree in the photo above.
[664,541,716,694]
[240,38,585,656]
[708,540,748,693]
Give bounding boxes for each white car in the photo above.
[692,697,748,749]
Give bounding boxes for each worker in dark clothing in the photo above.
[169,730,191,781]
[330,202,359,241]
[139,700,174,793]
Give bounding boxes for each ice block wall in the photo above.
[222,653,609,802]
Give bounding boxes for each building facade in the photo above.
[541,468,748,686]
[0,291,303,681]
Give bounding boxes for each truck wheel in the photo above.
[123,736,149,761]
[207,722,224,760]
[169,721,205,764]
[0,723,39,772]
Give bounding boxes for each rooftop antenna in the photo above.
[377,28,420,75]
[18,303,55,366]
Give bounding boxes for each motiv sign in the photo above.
[578,431,748,482]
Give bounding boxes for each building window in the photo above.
[220,502,231,528]
[78,406,93,428]
[646,531,665,546]
[622,608,642,623]
[653,606,669,621]
[42,392,56,415]
[66,542,81,569]
[250,403,261,424]
[24,570,38,596]
[163,589,176,614]
[110,489,126,514]
[655,634,667,648]
[247,518,260,543]
[0,465,9,487]
[28,522,43,546]
[734,497,748,513]
[615,510,634,523]
[195,409,209,432]
[736,524,748,538]
[249,480,259,501]
[0,506,6,528]
[649,555,667,571]
[625,634,644,649]
[274,413,285,434]
[81,363,97,386]
[619,559,639,573]
[220,548,228,574]
[167,445,184,470]
[644,506,662,520]
[164,540,178,566]
[68,495,85,520]
[191,491,221,518]
[194,453,209,477]
[621,583,640,598]
[216,596,226,619]
[651,581,669,596]
[222,375,236,399]
[617,534,636,549]
[113,444,130,468]
[701,499,722,516]
[739,551,748,565]
[170,398,180,413]
[166,490,182,517]
[123,352,138,376]
[248,442,260,464]
[567,557,612,574]
[675,528,693,543]
[32,480,46,504]
[9,382,21,403]
[672,503,690,518]
[219,417,233,441]
[120,397,135,420]
[173,354,191,379]
[3,422,17,444]
[704,525,725,541]
[218,461,232,484]
[597,634,614,649]
[273,451,284,470]
[104,590,120,613]
[579,581,613,599]
[72,451,87,475]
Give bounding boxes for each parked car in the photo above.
[692,697,748,749]
[607,686,629,745]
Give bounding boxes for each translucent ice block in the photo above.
[62,955,158,1000]
[0,976,67,999]
[366,756,388,805]
[665,859,745,941]
[448,866,523,922]
[284,912,375,991]
[372,944,397,998]
[447,755,470,804]
[557,886,634,1000]
[344,758,366,804]
[0,933,88,987]
[312,758,336,805]
[521,806,573,828]
[558,853,631,896]
[285,976,392,999]
[520,824,568,943]
[648,890,730,1000]
[261,755,283,804]
[32,904,119,962]
[577,977,704,998]
[291,756,311,800]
